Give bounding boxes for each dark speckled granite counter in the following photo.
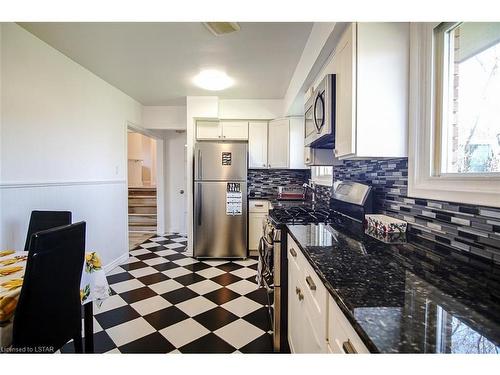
[287,223,500,353]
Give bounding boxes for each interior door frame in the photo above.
[125,121,166,236]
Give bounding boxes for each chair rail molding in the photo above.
[0,180,127,189]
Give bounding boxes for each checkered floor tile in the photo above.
[61,234,274,354]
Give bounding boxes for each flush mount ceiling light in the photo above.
[193,69,234,91]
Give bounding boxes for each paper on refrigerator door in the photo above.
[226,182,242,215]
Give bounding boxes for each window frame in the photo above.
[408,23,500,208]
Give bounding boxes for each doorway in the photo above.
[127,127,160,250]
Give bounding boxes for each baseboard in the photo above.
[104,252,129,275]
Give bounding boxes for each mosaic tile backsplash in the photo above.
[315,184,333,204]
[248,169,310,198]
[331,158,500,264]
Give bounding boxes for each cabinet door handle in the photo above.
[305,276,316,291]
[289,248,297,257]
[342,339,357,354]
[296,287,304,301]
[268,164,271,168]
[262,163,266,167]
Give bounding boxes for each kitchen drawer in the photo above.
[328,296,369,354]
[249,200,269,213]
[301,259,328,344]
[287,234,303,271]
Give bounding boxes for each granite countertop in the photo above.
[287,223,500,353]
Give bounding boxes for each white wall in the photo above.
[283,23,337,115]
[164,130,186,234]
[0,23,142,268]
[142,106,186,130]
[218,99,283,119]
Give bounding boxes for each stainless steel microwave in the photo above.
[304,74,336,148]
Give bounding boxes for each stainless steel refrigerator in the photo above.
[194,141,248,258]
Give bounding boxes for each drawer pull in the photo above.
[289,248,297,257]
[254,204,264,207]
[305,276,316,291]
[342,339,357,354]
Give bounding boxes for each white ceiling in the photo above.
[20,22,313,105]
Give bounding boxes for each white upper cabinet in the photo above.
[335,24,357,158]
[196,120,248,140]
[268,118,290,169]
[198,117,306,170]
[196,120,221,140]
[248,121,268,168]
[333,22,409,159]
[289,117,307,169]
[220,121,248,140]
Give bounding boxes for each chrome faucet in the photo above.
[303,181,317,203]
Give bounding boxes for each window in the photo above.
[408,23,500,208]
[311,166,333,186]
[434,22,500,175]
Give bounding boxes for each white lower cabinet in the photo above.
[287,235,327,353]
[248,200,269,252]
[287,253,302,353]
[287,234,370,354]
[327,295,369,354]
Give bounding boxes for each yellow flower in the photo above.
[92,256,101,269]
[85,253,93,262]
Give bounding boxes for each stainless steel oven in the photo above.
[257,216,287,352]
[304,74,336,148]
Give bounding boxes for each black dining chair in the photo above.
[23,210,72,252]
[12,222,86,353]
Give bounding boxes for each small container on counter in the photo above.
[364,214,407,243]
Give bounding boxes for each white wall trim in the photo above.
[0,180,126,189]
[104,252,129,275]
[408,23,500,208]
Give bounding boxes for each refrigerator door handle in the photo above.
[197,148,202,180]
[197,184,202,226]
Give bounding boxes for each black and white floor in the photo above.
[61,234,274,354]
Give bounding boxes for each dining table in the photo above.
[0,249,112,353]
